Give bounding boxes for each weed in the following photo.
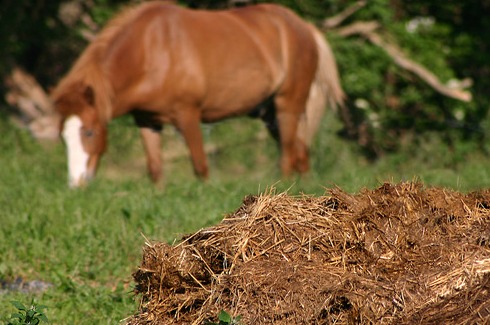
[205,310,242,325]
[6,301,48,325]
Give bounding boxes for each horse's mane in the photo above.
[52,1,172,121]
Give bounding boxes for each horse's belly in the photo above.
[200,91,272,122]
[200,105,255,122]
[199,67,275,122]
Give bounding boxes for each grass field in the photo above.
[1,110,490,324]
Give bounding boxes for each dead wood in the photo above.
[323,0,367,29]
[4,67,60,140]
[333,20,472,102]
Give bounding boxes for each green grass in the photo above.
[1,110,490,324]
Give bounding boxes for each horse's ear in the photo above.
[83,86,95,106]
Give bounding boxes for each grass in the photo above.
[1,110,490,324]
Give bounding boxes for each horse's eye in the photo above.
[82,129,94,137]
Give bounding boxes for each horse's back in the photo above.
[103,3,318,120]
[231,4,319,100]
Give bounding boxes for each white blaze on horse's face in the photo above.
[62,115,90,188]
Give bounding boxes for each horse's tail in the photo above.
[297,25,345,147]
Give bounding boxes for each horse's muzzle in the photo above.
[69,171,94,188]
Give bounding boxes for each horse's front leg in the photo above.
[175,110,208,179]
[139,126,163,183]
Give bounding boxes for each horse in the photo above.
[51,1,344,187]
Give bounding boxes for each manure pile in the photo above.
[127,182,490,324]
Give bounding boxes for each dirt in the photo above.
[126,182,490,324]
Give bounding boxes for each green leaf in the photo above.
[218,310,231,323]
[10,301,27,311]
[7,320,22,325]
[27,309,36,318]
[10,312,24,320]
[37,304,48,311]
[39,313,49,323]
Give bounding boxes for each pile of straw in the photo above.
[127,182,490,324]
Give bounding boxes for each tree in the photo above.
[1,0,486,158]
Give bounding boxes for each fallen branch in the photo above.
[4,67,60,140]
[5,68,53,117]
[335,21,472,102]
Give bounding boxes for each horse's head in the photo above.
[54,84,107,188]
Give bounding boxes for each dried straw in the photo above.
[127,182,490,324]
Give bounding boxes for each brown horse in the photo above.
[52,1,344,187]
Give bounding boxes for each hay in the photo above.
[127,182,490,324]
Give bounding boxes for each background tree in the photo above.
[1,0,487,159]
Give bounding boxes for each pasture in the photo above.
[1,109,490,324]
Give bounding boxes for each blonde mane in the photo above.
[51,1,169,122]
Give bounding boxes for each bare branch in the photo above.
[79,13,98,41]
[323,0,367,29]
[336,21,380,37]
[335,21,472,102]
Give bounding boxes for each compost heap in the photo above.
[127,182,490,324]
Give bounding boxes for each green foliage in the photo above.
[320,0,480,154]
[345,0,393,24]
[205,310,243,325]
[0,0,67,84]
[0,0,128,90]
[6,301,48,325]
[89,0,128,25]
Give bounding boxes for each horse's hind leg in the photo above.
[273,100,300,175]
[258,102,308,173]
[274,96,310,175]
